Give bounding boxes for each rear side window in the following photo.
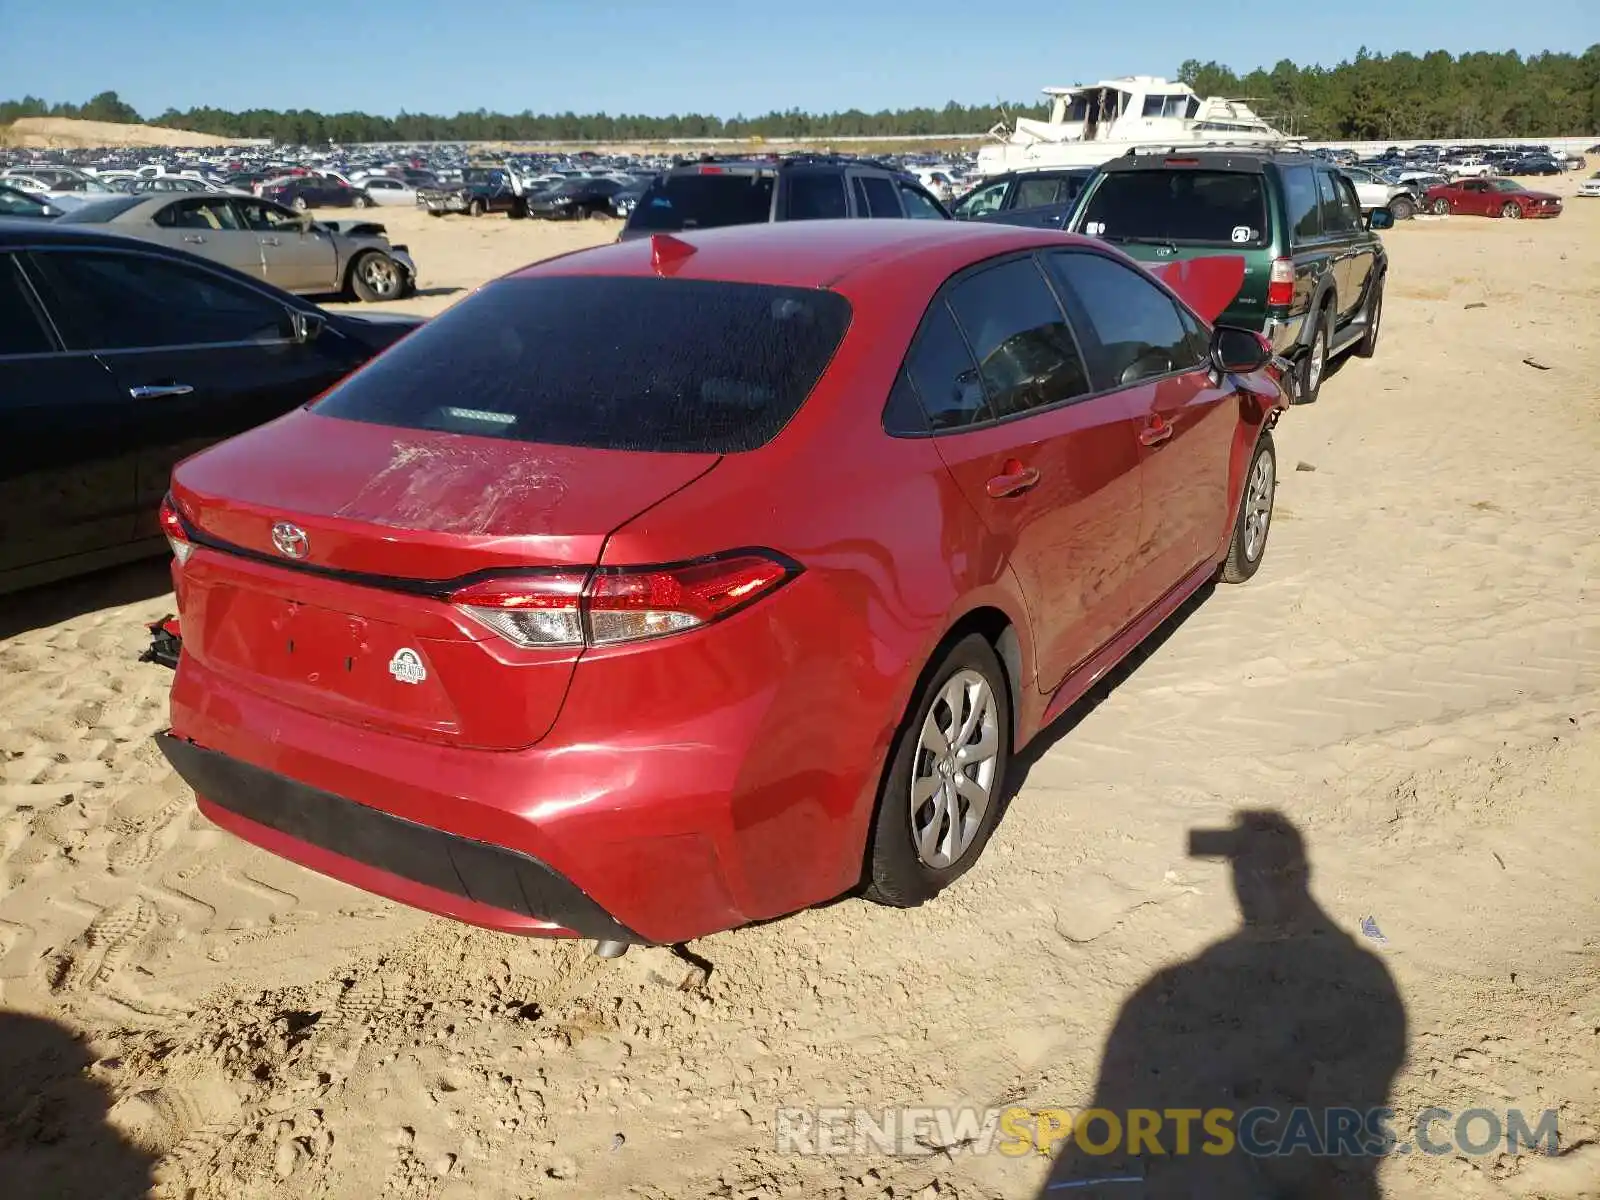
[0,256,54,356]
[903,302,986,431]
[1013,176,1064,208]
[944,257,1091,421]
[786,173,849,220]
[1079,170,1268,246]
[1281,165,1321,241]
[625,175,774,232]
[859,175,901,218]
[312,276,853,454]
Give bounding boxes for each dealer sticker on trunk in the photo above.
[389,648,427,685]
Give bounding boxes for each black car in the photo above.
[949,168,1095,229]
[0,220,423,593]
[417,167,526,218]
[617,154,949,241]
[261,177,375,212]
[527,177,627,220]
[1502,156,1564,176]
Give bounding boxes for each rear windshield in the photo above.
[624,174,775,232]
[312,275,852,453]
[1078,169,1268,247]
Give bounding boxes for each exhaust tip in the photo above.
[593,940,629,959]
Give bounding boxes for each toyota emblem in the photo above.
[271,522,310,560]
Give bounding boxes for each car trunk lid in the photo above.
[170,409,720,750]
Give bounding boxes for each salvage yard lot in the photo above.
[1,180,1597,1200]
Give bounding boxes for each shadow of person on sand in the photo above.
[0,1010,156,1200]
[1036,810,1407,1199]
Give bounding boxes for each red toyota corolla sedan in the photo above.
[156,220,1287,953]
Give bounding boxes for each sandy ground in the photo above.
[2,182,1598,1200]
[0,117,247,149]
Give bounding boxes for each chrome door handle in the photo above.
[260,237,281,246]
[129,383,195,400]
[183,234,206,243]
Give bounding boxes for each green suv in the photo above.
[1066,147,1391,404]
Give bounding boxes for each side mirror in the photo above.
[289,309,326,344]
[1209,326,1272,375]
[1369,208,1394,230]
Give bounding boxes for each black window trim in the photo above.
[7,243,328,360]
[880,246,1215,440]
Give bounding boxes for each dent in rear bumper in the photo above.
[157,731,648,943]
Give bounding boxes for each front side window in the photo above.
[1315,170,1352,233]
[953,179,1008,218]
[945,257,1091,421]
[22,249,288,351]
[1045,251,1201,389]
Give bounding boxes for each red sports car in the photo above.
[1424,178,1563,219]
[155,221,1288,952]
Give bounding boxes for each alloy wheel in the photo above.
[909,669,1000,869]
[1243,448,1276,562]
[360,255,400,298]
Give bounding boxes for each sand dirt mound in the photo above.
[1,117,247,149]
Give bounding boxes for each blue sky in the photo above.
[2,0,1593,117]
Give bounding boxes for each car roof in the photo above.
[0,217,171,247]
[514,219,1088,292]
[1100,147,1316,173]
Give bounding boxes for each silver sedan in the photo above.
[53,193,417,302]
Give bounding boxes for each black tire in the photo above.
[1355,275,1383,359]
[1388,196,1415,221]
[352,194,370,209]
[428,209,445,218]
[347,251,404,303]
[863,634,1012,908]
[468,198,485,217]
[507,199,528,220]
[1500,201,1521,220]
[1297,302,1331,405]
[1431,198,1450,215]
[1220,431,1277,584]
[291,195,308,212]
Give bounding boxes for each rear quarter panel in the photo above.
[597,278,1038,920]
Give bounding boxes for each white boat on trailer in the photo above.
[977,76,1293,175]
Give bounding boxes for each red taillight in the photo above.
[1165,157,1200,166]
[449,552,797,649]
[159,493,193,566]
[1266,257,1295,308]
[698,165,724,174]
